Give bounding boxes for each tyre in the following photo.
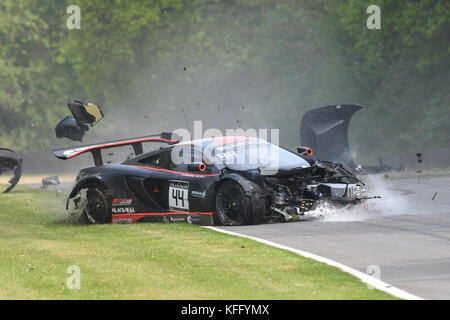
[215,180,252,226]
[81,185,112,224]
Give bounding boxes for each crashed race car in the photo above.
[53,103,377,225]
[0,148,22,193]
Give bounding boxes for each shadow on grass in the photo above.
[1,189,23,194]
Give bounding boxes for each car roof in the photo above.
[125,136,262,163]
[173,136,259,149]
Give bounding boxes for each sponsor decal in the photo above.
[169,181,189,212]
[111,212,213,224]
[191,190,206,199]
[112,198,133,206]
[112,218,132,224]
[185,216,200,224]
[112,198,135,214]
[112,207,135,214]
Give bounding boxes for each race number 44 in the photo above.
[169,181,189,212]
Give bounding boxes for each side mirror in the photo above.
[297,146,313,157]
[187,162,208,172]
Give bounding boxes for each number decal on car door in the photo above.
[168,181,189,212]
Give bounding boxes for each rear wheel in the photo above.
[81,186,112,224]
[215,180,252,226]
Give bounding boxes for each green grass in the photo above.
[0,185,396,299]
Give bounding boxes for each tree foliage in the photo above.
[0,0,448,162]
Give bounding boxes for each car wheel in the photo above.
[215,180,252,226]
[81,186,112,224]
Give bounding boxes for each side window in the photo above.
[174,148,218,173]
[192,149,205,163]
[138,150,175,170]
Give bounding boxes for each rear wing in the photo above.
[53,132,179,166]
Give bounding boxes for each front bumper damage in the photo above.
[262,160,378,222]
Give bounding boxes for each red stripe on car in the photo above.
[128,165,220,177]
[66,138,177,159]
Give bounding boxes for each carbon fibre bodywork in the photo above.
[68,162,221,225]
[301,104,362,171]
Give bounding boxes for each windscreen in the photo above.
[205,138,310,171]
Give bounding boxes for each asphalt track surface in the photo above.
[219,173,450,299]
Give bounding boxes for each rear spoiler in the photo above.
[53,132,179,166]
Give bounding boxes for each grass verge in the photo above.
[0,185,396,299]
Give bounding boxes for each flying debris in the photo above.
[416,153,423,163]
[0,148,22,193]
[55,100,104,142]
[41,176,61,189]
[301,104,405,174]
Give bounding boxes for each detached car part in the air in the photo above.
[53,127,376,225]
[300,104,361,171]
[55,100,104,142]
[0,148,22,193]
[300,104,404,174]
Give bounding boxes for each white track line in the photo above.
[204,226,424,300]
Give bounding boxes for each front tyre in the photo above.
[215,180,252,226]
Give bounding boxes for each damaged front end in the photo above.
[65,172,103,223]
[67,188,88,221]
[262,161,369,222]
[0,148,22,193]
